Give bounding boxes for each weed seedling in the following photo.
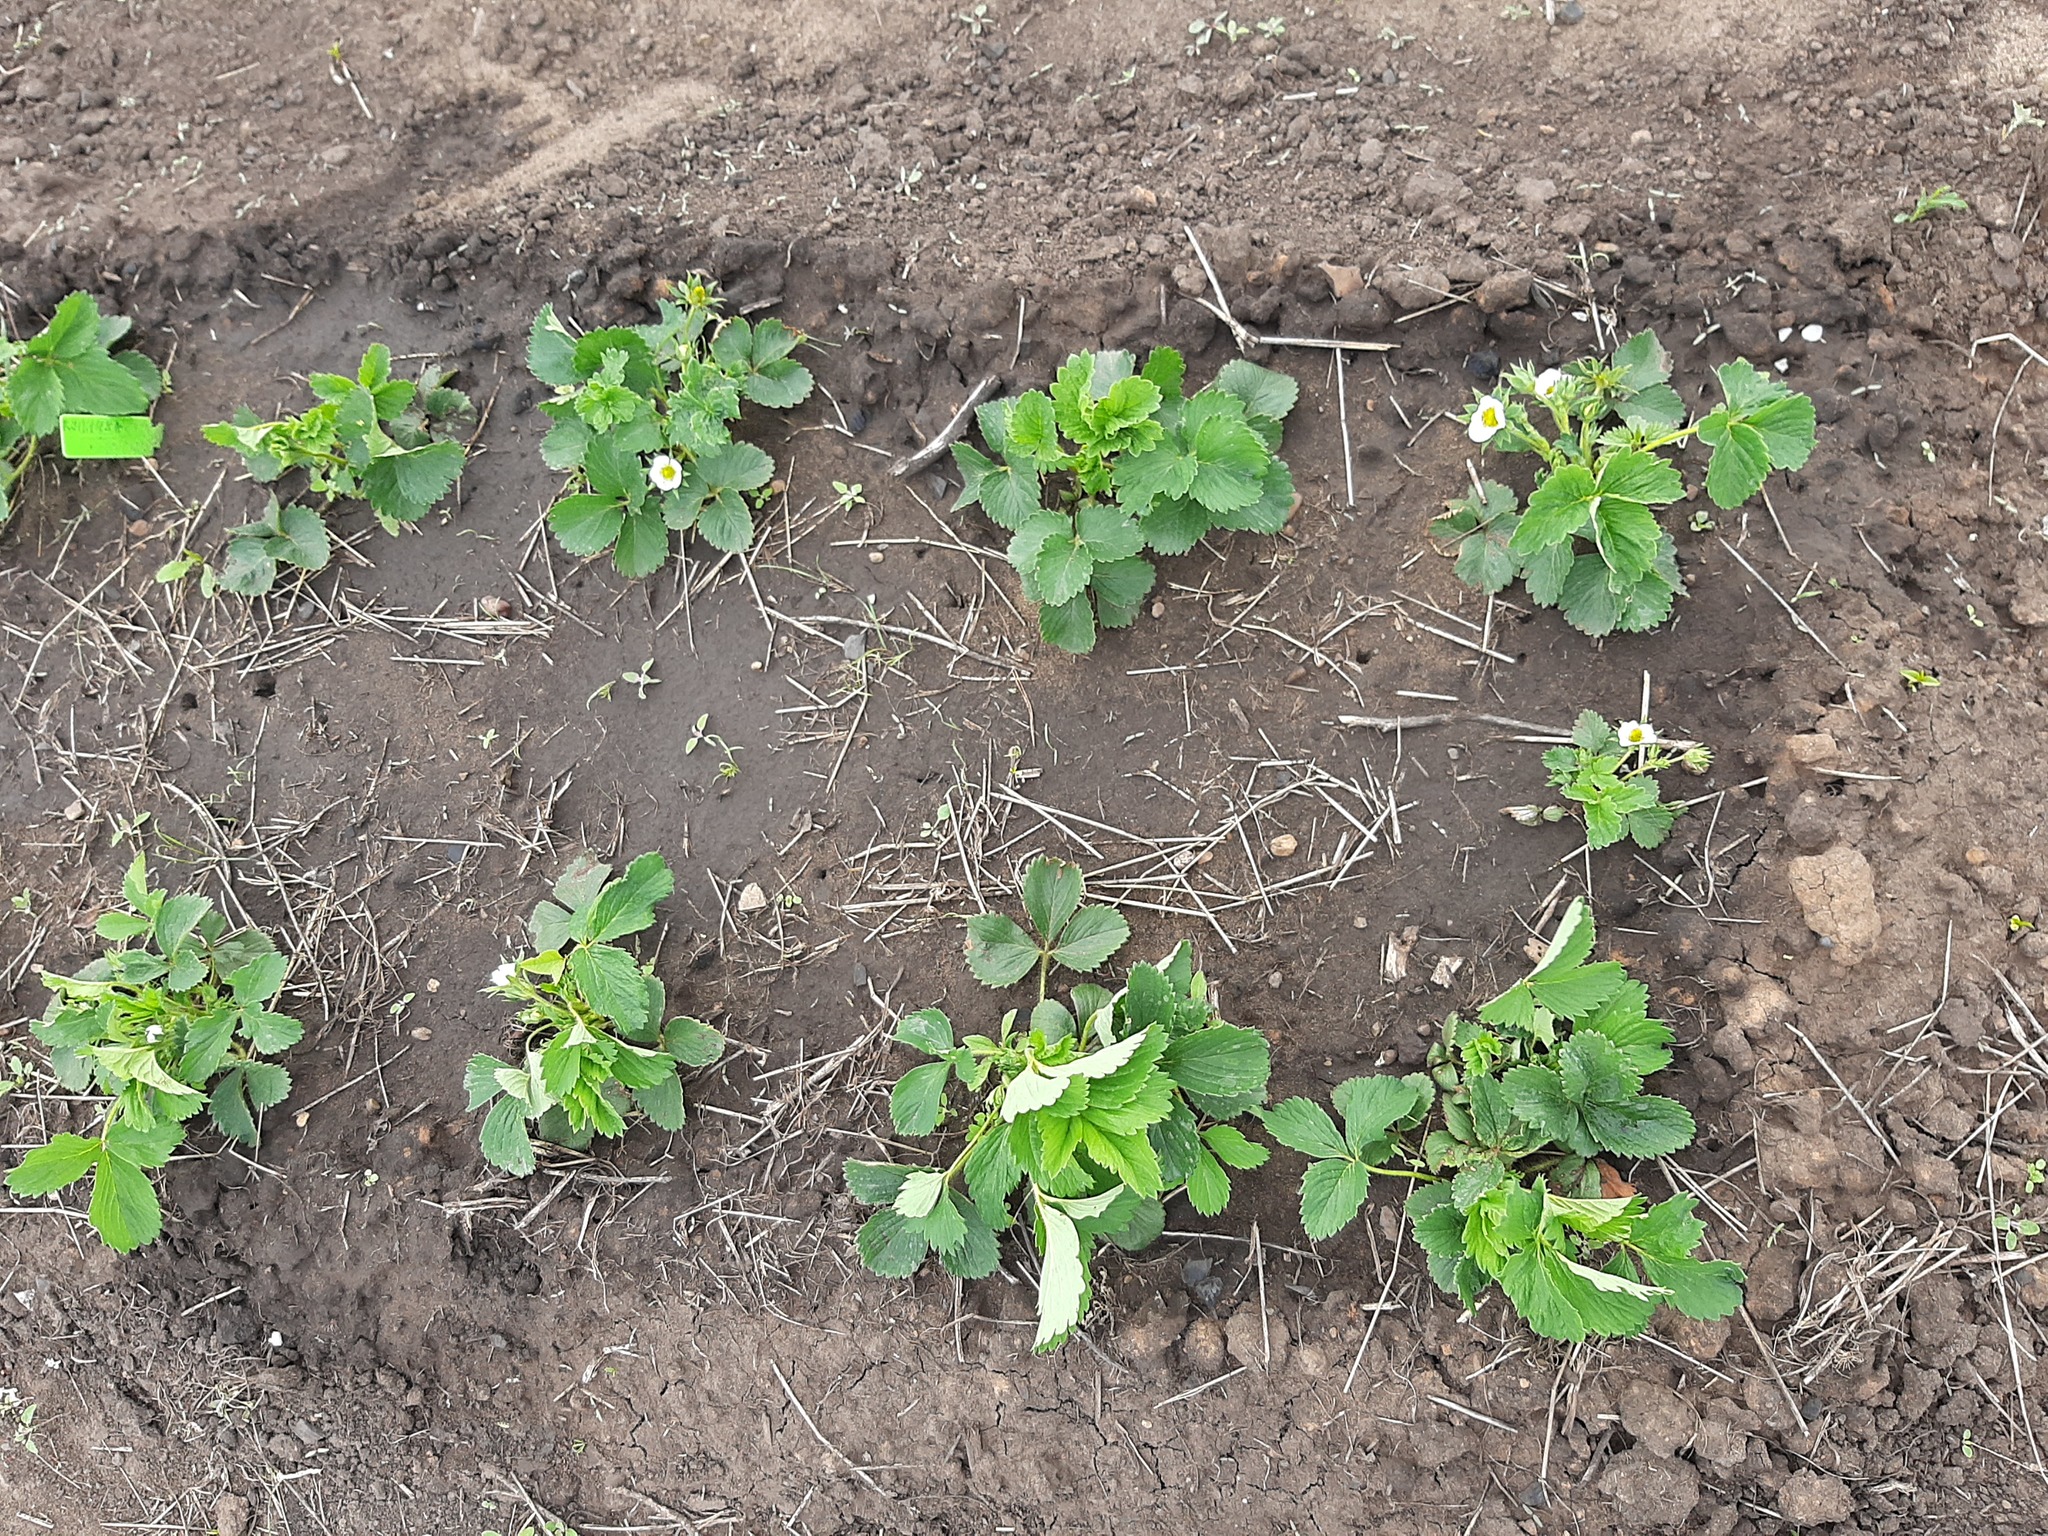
[1895,186,1969,224]
[1186,12,1251,52]
[684,713,741,780]
[1260,899,1745,1341]
[2006,102,2044,141]
[847,857,1272,1349]
[529,272,812,576]
[2026,1158,2045,1194]
[1506,711,1710,850]
[1994,1212,2041,1252]
[954,3,994,35]
[831,480,867,514]
[467,853,724,1174]
[1900,667,1940,691]
[203,345,473,595]
[1,291,165,532]
[1434,331,1816,636]
[4,856,303,1251]
[953,347,1298,653]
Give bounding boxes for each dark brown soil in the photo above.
[5,2,2048,1534]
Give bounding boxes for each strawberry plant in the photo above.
[847,858,1271,1350]
[1,291,165,532]
[202,345,473,595]
[1505,710,1711,850]
[3,856,302,1251]
[527,273,812,577]
[1259,899,1743,1341]
[1433,331,1815,636]
[952,348,1298,654]
[466,853,724,1175]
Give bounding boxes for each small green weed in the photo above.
[1507,710,1711,850]
[953,347,1298,653]
[1900,667,1940,691]
[1259,900,1745,1341]
[847,857,1272,1349]
[1,291,165,532]
[202,345,473,595]
[467,854,724,1174]
[529,273,812,577]
[1895,186,1969,224]
[1434,332,1816,636]
[4,856,302,1251]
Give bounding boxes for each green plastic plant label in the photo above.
[58,414,163,459]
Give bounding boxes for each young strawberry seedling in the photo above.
[202,345,474,595]
[467,853,724,1175]
[847,857,1271,1350]
[952,347,1298,653]
[1259,900,1744,1341]
[1433,331,1815,636]
[1,292,165,532]
[528,273,813,577]
[4,856,303,1251]
[1505,710,1710,850]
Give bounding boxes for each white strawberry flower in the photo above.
[1533,367,1565,399]
[648,454,683,494]
[1617,719,1658,748]
[488,960,517,988]
[145,1024,164,1044]
[1467,395,1508,444]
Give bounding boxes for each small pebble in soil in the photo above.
[1150,601,1166,618]
[1801,323,1825,342]
[480,595,514,617]
[127,518,151,537]
[868,550,884,563]
[1462,350,1500,383]
[1268,833,1298,857]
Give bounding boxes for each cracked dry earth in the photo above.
[6,0,2048,1533]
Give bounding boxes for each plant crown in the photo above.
[0,292,165,531]
[1433,330,1816,636]
[527,273,813,576]
[952,348,1298,653]
[847,858,1272,1350]
[1507,710,1711,850]
[4,855,302,1251]
[467,853,724,1175]
[202,344,474,594]
[1259,899,1744,1341]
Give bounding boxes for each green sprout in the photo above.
[1900,668,1940,691]
[1895,186,1969,224]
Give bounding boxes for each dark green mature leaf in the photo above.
[1089,557,1155,629]
[528,304,580,387]
[584,852,674,943]
[1331,1074,1431,1154]
[890,1060,952,1136]
[965,913,1039,987]
[1021,858,1085,944]
[1433,480,1520,593]
[1160,1024,1269,1100]
[857,1208,932,1277]
[1299,1157,1373,1240]
[568,944,651,1031]
[665,1016,725,1068]
[1049,905,1130,974]
[895,1007,956,1057]
[1212,359,1299,422]
[1259,1098,1349,1161]
[480,1096,538,1175]
[6,1134,102,1195]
